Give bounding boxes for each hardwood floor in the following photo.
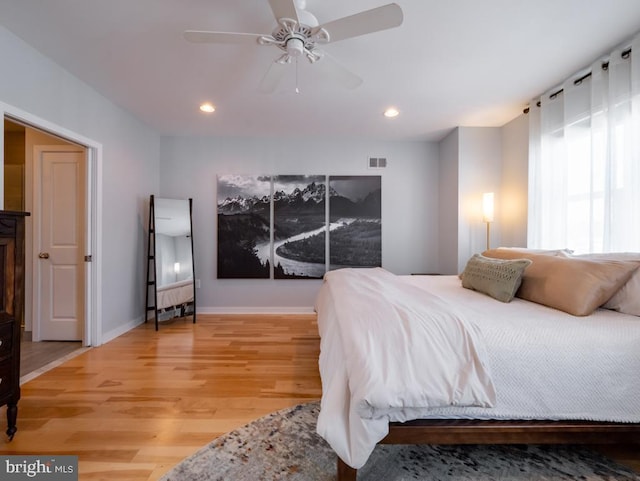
[0,314,637,480]
[2,314,322,480]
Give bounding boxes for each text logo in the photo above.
[1,456,78,480]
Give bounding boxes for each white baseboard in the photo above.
[197,306,316,315]
[101,316,145,345]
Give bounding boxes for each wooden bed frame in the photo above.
[337,419,640,480]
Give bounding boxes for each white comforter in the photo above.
[315,268,496,468]
[315,268,640,469]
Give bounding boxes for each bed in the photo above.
[314,249,640,481]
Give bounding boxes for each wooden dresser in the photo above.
[0,211,28,440]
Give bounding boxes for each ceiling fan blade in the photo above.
[268,0,299,22]
[259,61,290,93]
[183,30,263,45]
[316,3,403,44]
[316,53,363,90]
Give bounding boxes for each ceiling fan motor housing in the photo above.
[270,16,328,63]
[285,36,305,57]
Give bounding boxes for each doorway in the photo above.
[4,119,85,373]
[2,110,101,374]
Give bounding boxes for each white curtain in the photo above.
[528,32,640,253]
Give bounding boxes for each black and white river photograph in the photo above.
[328,175,382,270]
[271,175,326,279]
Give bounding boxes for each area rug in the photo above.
[160,401,639,481]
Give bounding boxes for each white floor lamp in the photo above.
[482,192,494,250]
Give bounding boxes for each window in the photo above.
[528,36,640,253]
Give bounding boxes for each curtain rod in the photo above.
[523,47,632,114]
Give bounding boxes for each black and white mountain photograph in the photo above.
[273,175,326,279]
[217,175,271,278]
[328,175,382,270]
[216,174,381,278]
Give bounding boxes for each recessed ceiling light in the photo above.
[384,107,399,118]
[384,107,400,119]
[199,103,215,113]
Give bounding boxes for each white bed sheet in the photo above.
[315,270,640,469]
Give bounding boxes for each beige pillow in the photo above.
[496,247,573,256]
[461,254,532,302]
[560,252,640,317]
[482,249,639,316]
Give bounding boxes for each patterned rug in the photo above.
[160,401,639,481]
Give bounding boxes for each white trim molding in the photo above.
[198,306,316,315]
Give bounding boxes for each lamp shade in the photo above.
[482,192,494,223]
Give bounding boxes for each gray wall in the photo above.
[457,127,502,271]
[437,123,529,274]
[159,136,440,311]
[0,26,160,342]
[437,129,459,275]
[500,114,529,248]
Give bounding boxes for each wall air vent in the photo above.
[368,157,387,169]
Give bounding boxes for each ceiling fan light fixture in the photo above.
[199,102,215,113]
[286,37,305,57]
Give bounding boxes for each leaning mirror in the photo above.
[145,195,196,330]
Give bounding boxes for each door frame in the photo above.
[1,102,103,347]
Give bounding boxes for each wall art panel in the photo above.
[328,175,382,270]
[217,175,271,278]
[273,175,327,279]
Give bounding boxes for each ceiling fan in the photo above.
[184,0,403,93]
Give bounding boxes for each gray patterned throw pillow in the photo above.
[461,254,532,302]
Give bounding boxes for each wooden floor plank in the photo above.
[0,314,637,480]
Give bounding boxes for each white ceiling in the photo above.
[1,0,640,141]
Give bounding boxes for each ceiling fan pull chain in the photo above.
[295,57,300,94]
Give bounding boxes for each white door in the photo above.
[35,147,86,341]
